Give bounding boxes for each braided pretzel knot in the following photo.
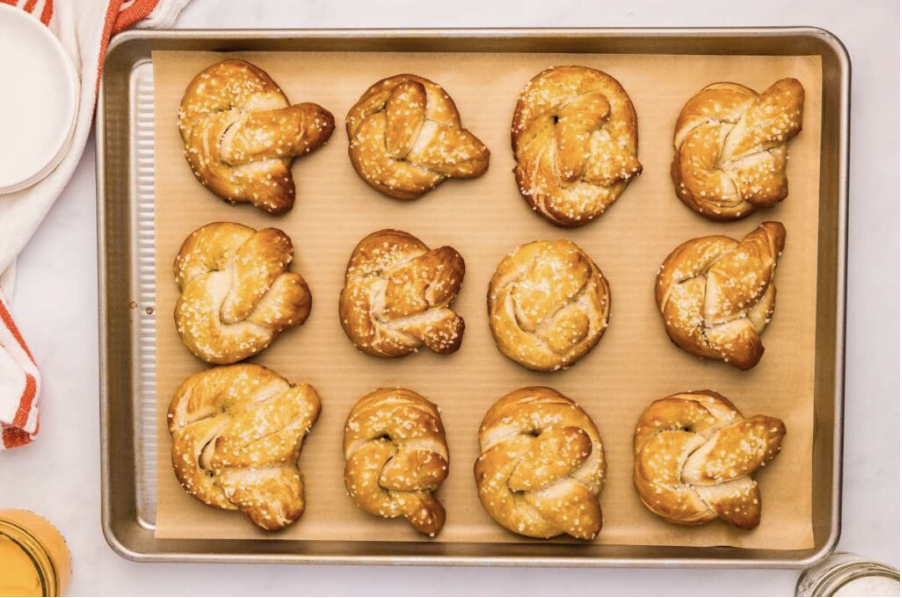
[672,78,805,220]
[474,387,605,539]
[345,74,490,200]
[168,364,321,531]
[339,229,465,358]
[488,240,611,372]
[343,388,449,536]
[633,391,786,528]
[511,66,642,227]
[179,59,335,215]
[174,222,312,364]
[655,222,786,370]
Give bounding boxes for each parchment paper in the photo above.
[152,50,821,549]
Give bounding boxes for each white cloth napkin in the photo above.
[0,0,190,450]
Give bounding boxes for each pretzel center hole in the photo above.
[552,115,559,124]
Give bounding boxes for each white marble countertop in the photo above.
[1,0,898,595]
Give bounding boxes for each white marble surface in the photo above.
[0,0,898,595]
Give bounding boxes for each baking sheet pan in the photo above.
[97,28,849,567]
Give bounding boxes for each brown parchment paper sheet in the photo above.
[152,50,821,549]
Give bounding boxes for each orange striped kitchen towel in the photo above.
[0,0,190,450]
[0,291,40,450]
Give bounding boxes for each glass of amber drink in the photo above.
[0,510,71,597]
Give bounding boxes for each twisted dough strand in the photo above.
[346,74,489,199]
[174,222,312,364]
[168,364,321,531]
[512,66,642,227]
[343,388,449,536]
[672,78,804,220]
[655,222,786,370]
[179,59,335,215]
[339,229,465,358]
[474,387,605,539]
[633,391,785,528]
[488,239,610,371]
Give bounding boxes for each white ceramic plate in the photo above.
[0,4,79,194]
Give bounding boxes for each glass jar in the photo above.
[797,552,900,597]
[0,510,71,597]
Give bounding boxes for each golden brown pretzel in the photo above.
[488,239,610,371]
[655,222,786,370]
[346,74,490,200]
[174,222,312,364]
[343,388,449,536]
[168,364,321,531]
[474,387,605,539]
[179,59,335,215]
[511,66,642,227]
[339,229,465,358]
[672,78,805,220]
[633,391,786,528]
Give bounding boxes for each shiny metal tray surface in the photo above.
[97,28,849,567]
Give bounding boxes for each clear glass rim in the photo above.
[809,560,900,596]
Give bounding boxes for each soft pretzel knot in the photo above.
[174,222,312,364]
[672,78,805,220]
[345,74,490,200]
[343,388,449,536]
[179,59,335,215]
[168,364,321,531]
[633,391,786,529]
[511,66,642,227]
[474,387,606,539]
[488,240,611,371]
[655,222,786,370]
[339,229,465,358]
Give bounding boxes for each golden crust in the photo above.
[474,387,605,539]
[672,78,805,220]
[173,222,312,364]
[339,229,465,358]
[633,391,786,529]
[167,364,321,531]
[511,66,642,227]
[655,222,786,370]
[487,239,610,371]
[343,388,449,536]
[346,74,490,200]
[179,59,335,215]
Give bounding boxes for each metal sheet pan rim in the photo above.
[97,26,849,568]
[107,25,849,40]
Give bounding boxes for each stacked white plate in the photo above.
[0,3,78,194]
